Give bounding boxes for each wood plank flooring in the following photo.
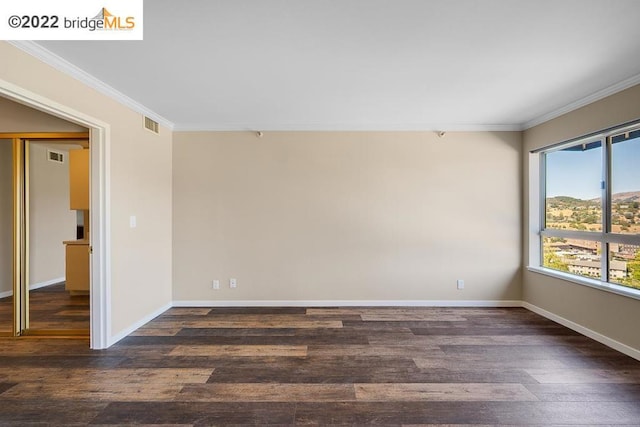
[0,282,90,333]
[1,306,639,425]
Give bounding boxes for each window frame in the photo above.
[528,120,640,300]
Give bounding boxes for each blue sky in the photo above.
[546,137,639,199]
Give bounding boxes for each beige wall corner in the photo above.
[173,131,522,303]
[523,83,640,353]
[0,41,173,340]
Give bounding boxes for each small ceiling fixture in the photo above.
[437,131,446,138]
[256,131,264,138]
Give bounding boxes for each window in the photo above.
[535,123,640,293]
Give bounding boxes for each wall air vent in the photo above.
[47,150,64,164]
[143,116,160,134]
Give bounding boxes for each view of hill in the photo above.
[611,191,640,203]
[547,192,640,206]
[546,192,640,233]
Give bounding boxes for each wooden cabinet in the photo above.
[66,149,90,293]
[69,149,89,210]
[64,241,89,293]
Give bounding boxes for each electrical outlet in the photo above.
[212,280,220,290]
[230,278,237,288]
[457,279,465,290]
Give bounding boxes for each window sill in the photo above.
[526,266,640,302]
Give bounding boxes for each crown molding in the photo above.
[172,122,523,132]
[524,72,640,130]
[8,41,174,130]
[10,42,639,134]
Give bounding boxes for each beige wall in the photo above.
[0,141,11,296]
[0,142,77,296]
[0,97,82,295]
[173,131,522,302]
[0,95,86,132]
[523,83,640,352]
[0,42,173,339]
[28,143,77,285]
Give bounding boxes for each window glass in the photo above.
[538,125,640,293]
[543,237,602,280]
[609,243,640,290]
[545,141,602,232]
[611,131,640,235]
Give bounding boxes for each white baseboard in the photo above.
[0,277,64,298]
[172,299,523,308]
[107,302,173,347]
[30,277,65,291]
[522,302,640,362]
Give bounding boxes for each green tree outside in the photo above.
[543,239,570,273]
[620,250,640,290]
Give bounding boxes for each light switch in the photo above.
[129,215,137,228]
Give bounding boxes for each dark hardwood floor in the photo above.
[0,283,90,333]
[1,306,639,425]
[0,293,11,334]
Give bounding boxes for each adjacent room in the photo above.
[0,0,639,424]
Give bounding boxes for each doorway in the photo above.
[0,81,109,349]
[28,138,91,335]
[1,134,90,337]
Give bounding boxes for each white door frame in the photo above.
[0,78,110,349]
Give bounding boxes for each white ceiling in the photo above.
[31,0,640,131]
